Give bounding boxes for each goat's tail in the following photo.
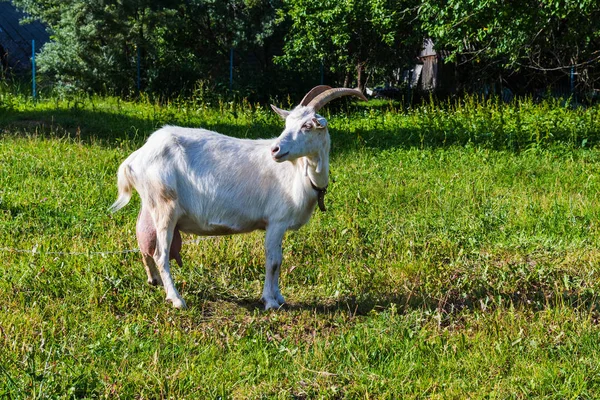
[109,161,135,213]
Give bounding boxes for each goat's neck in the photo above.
[303,151,329,189]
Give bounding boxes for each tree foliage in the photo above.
[9,0,600,97]
[278,0,422,90]
[419,0,600,91]
[12,0,283,96]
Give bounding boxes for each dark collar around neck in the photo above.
[309,178,328,212]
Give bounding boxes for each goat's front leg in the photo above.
[261,225,286,310]
[154,212,187,309]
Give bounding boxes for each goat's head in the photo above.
[270,86,367,166]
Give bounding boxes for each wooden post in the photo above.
[31,40,36,100]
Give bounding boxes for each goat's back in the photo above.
[117,126,312,235]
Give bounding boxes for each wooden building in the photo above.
[409,38,456,95]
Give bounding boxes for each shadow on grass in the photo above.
[0,106,508,155]
[5,94,600,153]
[0,105,364,142]
[0,103,552,153]
[199,288,600,321]
[6,100,600,154]
[1,108,153,145]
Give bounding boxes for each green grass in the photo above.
[3,93,600,398]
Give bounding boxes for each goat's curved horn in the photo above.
[299,85,333,106]
[307,87,368,112]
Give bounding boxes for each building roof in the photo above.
[0,1,49,70]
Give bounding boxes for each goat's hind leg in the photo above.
[153,207,187,309]
[141,253,163,286]
[136,206,163,286]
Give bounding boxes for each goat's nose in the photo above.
[271,143,280,155]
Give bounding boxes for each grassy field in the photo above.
[3,93,600,398]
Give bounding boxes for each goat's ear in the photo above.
[313,116,328,129]
[270,104,290,120]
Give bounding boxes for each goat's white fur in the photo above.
[110,105,332,310]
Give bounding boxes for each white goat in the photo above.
[110,86,367,309]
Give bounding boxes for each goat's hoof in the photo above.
[264,301,281,310]
[261,296,284,310]
[148,278,163,286]
[167,297,187,309]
